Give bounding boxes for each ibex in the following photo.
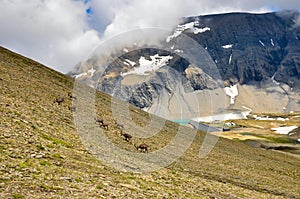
[95,118,104,125]
[95,118,108,129]
[136,144,148,153]
[68,92,77,100]
[121,131,132,142]
[100,123,109,130]
[54,98,64,105]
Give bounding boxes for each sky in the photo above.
[0,0,299,73]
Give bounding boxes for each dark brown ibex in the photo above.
[54,98,64,105]
[95,118,108,129]
[121,131,132,142]
[95,118,104,125]
[100,123,109,130]
[136,144,148,153]
[68,92,77,100]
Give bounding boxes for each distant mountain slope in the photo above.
[1,46,300,198]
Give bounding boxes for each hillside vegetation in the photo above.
[0,47,299,198]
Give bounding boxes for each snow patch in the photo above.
[123,48,129,53]
[193,27,211,34]
[124,59,136,67]
[174,49,183,53]
[74,72,87,79]
[87,68,96,77]
[254,116,275,121]
[222,44,233,49]
[271,126,298,135]
[276,117,289,121]
[224,84,238,104]
[253,115,289,121]
[166,21,210,42]
[122,54,173,76]
[270,39,274,46]
[259,40,265,47]
[166,22,193,42]
[192,111,250,123]
[74,67,95,79]
[229,54,232,65]
[271,72,280,86]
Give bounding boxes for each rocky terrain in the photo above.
[1,47,300,198]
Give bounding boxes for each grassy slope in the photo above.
[0,47,299,198]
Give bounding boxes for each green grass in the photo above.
[36,145,45,151]
[51,153,63,160]
[265,136,295,144]
[96,184,104,189]
[75,178,83,183]
[18,162,27,168]
[240,132,255,136]
[11,193,25,199]
[40,133,72,148]
[31,125,37,130]
[252,134,295,144]
[39,160,50,166]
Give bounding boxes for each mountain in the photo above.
[1,47,300,198]
[70,11,300,120]
[184,12,300,85]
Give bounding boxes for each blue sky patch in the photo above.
[86,7,93,15]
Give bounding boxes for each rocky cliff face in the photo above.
[184,12,300,86]
[69,11,300,117]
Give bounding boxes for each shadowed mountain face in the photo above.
[184,12,300,85]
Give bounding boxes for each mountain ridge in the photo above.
[183,11,300,85]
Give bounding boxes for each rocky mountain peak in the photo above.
[70,11,300,117]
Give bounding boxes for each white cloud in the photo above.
[183,0,300,16]
[102,0,184,36]
[0,0,100,73]
[88,0,185,54]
